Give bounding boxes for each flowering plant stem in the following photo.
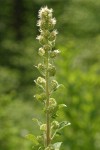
[26,6,71,150]
[45,52,51,146]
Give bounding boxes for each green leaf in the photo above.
[32,118,42,126]
[53,142,62,150]
[58,121,71,131]
[26,134,39,145]
[58,104,67,108]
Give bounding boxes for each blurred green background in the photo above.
[0,0,100,150]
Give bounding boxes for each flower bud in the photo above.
[37,20,47,29]
[36,35,47,45]
[50,50,60,58]
[35,77,46,87]
[48,64,56,76]
[34,93,46,102]
[38,48,45,56]
[49,98,57,107]
[51,121,59,129]
[37,63,45,75]
[48,18,56,30]
[40,21,47,30]
[51,80,59,91]
[47,98,57,113]
[41,30,50,38]
[49,30,58,41]
[40,124,46,131]
[43,44,51,51]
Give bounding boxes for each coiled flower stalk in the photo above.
[26,6,70,150]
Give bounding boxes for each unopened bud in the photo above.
[50,50,60,58]
[48,18,56,30]
[51,80,59,91]
[36,77,46,86]
[40,124,46,131]
[36,35,47,45]
[43,44,51,51]
[48,64,56,76]
[49,30,58,41]
[41,30,50,38]
[37,63,45,74]
[34,93,46,101]
[51,121,59,129]
[49,98,57,107]
[38,48,45,56]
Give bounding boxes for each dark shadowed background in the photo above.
[0,0,100,150]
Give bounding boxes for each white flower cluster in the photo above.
[36,6,59,55]
[38,6,53,19]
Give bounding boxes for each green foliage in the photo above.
[26,134,39,145]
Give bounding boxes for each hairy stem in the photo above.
[45,52,51,147]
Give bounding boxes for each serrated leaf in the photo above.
[58,121,71,131]
[53,142,62,150]
[32,118,42,126]
[26,134,39,145]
